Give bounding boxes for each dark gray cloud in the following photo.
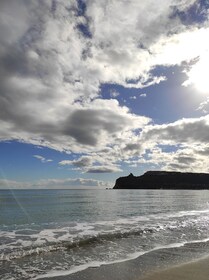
[175,155,196,164]
[59,156,92,167]
[72,157,92,167]
[123,143,141,151]
[167,163,188,170]
[86,166,122,173]
[143,116,209,144]
[196,146,209,156]
[63,109,134,146]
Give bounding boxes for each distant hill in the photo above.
[113,171,209,189]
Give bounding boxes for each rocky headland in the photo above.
[113,171,209,189]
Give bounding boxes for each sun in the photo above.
[183,54,209,94]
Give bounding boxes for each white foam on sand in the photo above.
[35,262,104,279]
[34,242,188,279]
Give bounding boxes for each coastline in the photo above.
[37,255,209,280]
[140,256,209,280]
[37,240,209,280]
[3,189,209,280]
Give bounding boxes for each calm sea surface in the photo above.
[1,189,209,279]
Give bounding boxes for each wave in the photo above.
[0,220,207,262]
[1,208,209,261]
[34,238,209,280]
[0,226,156,261]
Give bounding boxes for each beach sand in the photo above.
[38,253,209,280]
[140,256,209,280]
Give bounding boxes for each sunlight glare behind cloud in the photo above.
[183,52,209,94]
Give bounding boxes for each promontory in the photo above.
[113,171,209,189]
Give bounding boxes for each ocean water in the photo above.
[1,189,209,279]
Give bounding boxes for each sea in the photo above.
[1,189,209,279]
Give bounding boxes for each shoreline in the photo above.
[140,255,209,280]
[37,241,209,280]
[38,255,209,280]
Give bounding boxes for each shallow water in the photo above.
[1,189,209,279]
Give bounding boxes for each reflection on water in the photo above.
[1,189,209,279]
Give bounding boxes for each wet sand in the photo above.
[140,256,209,280]
[38,256,209,280]
[37,246,209,280]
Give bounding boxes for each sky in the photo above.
[0,0,209,189]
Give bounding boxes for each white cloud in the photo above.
[0,0,209,173]
[33,155,53,163]
[135,115,209,172]
[0,179,30,189]
[59,155,122,173]
[0,177,111,189]
[142,115,209,145]
[109,89,120,98]
[196,98,209,113]
[130,96,137,100]
[140,94,147,98]
[57,113,209,173]
[137,145,209,173]
[183,52,209,93]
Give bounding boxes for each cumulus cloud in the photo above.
[63,100,149,146]
[0,0,209,173]
[133,115,209,173]
[161,147,209,173]
[59,155,122,173]
[134,144,209,173]
[59,156,93,167]
[58,114,209,173]
[142,115,209,144]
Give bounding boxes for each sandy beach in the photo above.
[37,247,209,280]
[140,256,209,280]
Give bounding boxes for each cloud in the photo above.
[140,93,147,98]
[34,178,110,189]
[59,156,92,167]
[135,115,209,172]
[109,89,120,98]
[0,0,209,173]
[196,98,209,113]
[183,53,209,93]
[123,143,142,151]
[63,100,149,147]
[0,177,111,189]
[58,114,209,173]
[175,155,196,164]
[135,144,209,173]
[0,179,30,189]
[59,155,122,173]
[33,155,53,163]
[164,148,209,173]
[142,115,209,145]
[86,165,122,173]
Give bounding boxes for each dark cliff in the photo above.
[113,171,209,189]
